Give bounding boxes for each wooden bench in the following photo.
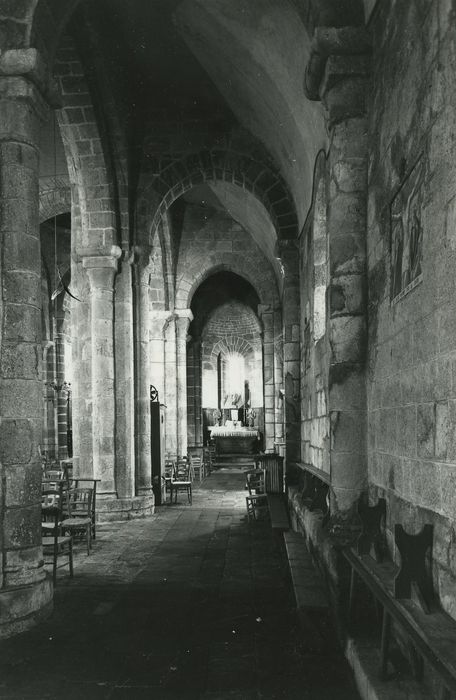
[343,499,456,699]
[292,461,330,523]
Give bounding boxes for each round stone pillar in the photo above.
[0,54,54,637]
[114,251,135,499]
[54,310,69,460]
[134,267,152,495]
[150,311,172,407]
[306,29,371,525]
[81,247,121,497]
[164,316,178,459]
[175,310,193,458]
[278,241,301,464]
[273,307,285,444]
[258,304,275,452]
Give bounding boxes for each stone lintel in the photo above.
[304,26,371,101]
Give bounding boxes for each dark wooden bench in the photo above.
[343,499,456,700]
[292,461,330,522]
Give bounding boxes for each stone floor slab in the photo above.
[0,471,359,699]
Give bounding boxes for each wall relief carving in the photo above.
[390,156,424,302]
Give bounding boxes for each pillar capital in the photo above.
[150,311,174,338]
[0,50,60,134]
[257,304,273,318]
[80,246,121,289]
[174,309,193,341]
[304,27,371,100]
[79,245,122,268]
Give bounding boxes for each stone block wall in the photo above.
[367,0,456,617]
[299,168,330,477]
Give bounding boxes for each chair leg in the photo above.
[69,539,74,577]
[53,541,58,586]
[53,556,57,587]
[86,524,91,556]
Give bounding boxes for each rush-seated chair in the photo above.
[170,461,192,505]
[61,488,93,555]
[245,469,269,521]
[41,488,74,585]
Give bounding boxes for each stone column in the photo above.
[259,305,275,451]
[164,315,178,459]
[150,311,171,461]
[134,266,152,495]
[114,251,135,499]
[81,247,121,497]
[54,310,69,460]
[175,310,193,458]
[0,52,54,637]
[306,27,370,524]
[279,241,301,465]
[193,339,203,446]
[150,311,171,407]
[273,307,285,445]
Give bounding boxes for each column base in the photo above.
[0,576,53,639]
[96,494,155,522]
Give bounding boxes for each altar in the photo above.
[209,425,260,455]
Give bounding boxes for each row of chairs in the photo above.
[41,467,97,584]
[162,451,213,504]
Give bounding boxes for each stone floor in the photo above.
[0,470,359,699]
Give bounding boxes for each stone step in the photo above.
[283,531,328,610]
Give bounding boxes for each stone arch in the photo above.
[53,35,118,250]
[137,150,299,251]
[178,259,275,311]
[39,184,71,223]
[148,212,173,311]
[201,300,263,413]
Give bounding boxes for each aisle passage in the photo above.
[0,471,359,699]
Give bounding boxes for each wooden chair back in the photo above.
[246,469,266,495]
[175,460,190,482]
[41,487,73,584]
[66,488,92,519]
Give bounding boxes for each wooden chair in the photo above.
[170,462,192,505]
[61,488,93,555]
[190,455,204,482]
[245,469,268,521]
[208,442,216,468]
[203,448,212,476]
[163,461,175,501]
[71,478,97,539]
[41,488,73,585]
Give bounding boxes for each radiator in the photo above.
[257,454,284,494]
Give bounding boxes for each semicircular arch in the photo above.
[177,257,277,310]
[136,148,299,253]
